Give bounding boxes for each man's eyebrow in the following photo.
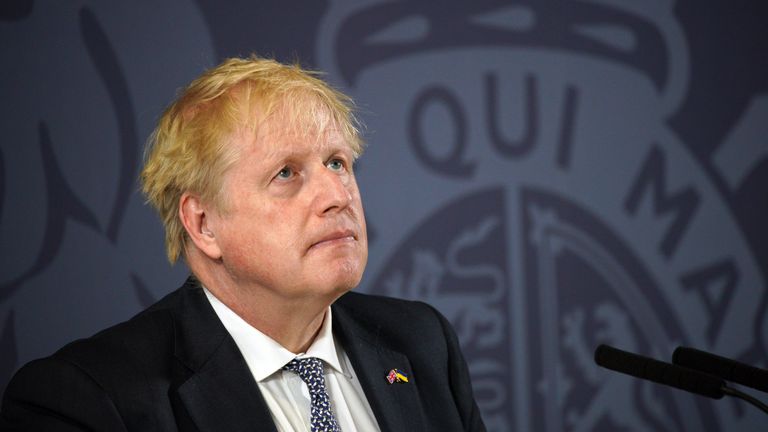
[262,147,301,162]
[257,140,307,162]
[265,142,351,161]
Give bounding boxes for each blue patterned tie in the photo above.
[283,357,342,432]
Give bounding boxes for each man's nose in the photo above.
[312,167,353,215]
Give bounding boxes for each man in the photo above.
[0,56,486,431]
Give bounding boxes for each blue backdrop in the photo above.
[1,1,767,431]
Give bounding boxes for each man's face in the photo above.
[208,114,368,301]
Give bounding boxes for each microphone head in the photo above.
[674,346,768,394]
[595,344,726,399]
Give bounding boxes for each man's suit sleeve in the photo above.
[1,356,128,431]
[426,303,487,432]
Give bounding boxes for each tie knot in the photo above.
[283,357,325,382]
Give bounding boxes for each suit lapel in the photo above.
[333,302,427,432]
[175,338,277,432]
[170,279,277,432]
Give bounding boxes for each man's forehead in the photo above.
[228,93,358,160]
[247,121,352,158]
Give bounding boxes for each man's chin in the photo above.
[299,254,366,296]
[332,272,364,294]
[326,269,365,297]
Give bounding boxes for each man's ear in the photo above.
[179,192,222,260]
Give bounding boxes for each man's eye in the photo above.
[327,159,344,172]
[276,167,293,179]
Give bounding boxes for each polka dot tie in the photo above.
[283,357,342,432]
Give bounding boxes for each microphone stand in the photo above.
[721,385,768,415]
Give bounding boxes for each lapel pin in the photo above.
[386,368,409,384]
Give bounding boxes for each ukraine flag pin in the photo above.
[386,368,409,384]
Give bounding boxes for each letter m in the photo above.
[624,146,700,259]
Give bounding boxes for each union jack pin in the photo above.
[386,368,409,384]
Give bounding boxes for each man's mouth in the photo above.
[309,229,357,251]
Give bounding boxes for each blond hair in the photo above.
[141,55,362,263]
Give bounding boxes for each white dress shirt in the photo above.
[203,288,381,432]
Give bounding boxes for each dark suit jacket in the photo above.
[0,278,486,431]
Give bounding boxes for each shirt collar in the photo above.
[203,287,344,382]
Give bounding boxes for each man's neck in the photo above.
[212,283,330,354]
[188,263,332,353]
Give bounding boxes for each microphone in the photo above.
[673,346,768,394]
[594,344,726,399]
[595,344,768,415]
